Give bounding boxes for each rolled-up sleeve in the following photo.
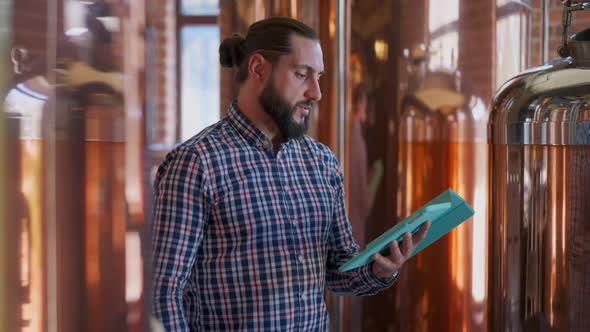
[151,147,211,331]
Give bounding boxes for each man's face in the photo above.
[258,35,324,140]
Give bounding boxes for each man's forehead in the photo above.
[292,63,324,75]
[289,35,324,73]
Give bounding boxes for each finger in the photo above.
[413,221,431,243]
[402,232,413,257]
[373,252,397,271]
[389,240,404,265]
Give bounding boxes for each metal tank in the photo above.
[50,82,128,332]
[396,67,489,331]
[1,66,128,332]
[81,87,127,332]
[397,51,447,222]
[488,2,590,331]
[3,79,49,332]
[2,112,37,332]
[2,1,150,331]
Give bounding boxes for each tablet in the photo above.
[338,189,474,272]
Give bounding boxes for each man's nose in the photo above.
[304,78,322,101]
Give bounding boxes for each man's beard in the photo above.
[259,77,313,140]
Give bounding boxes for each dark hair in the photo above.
[219,17,319,83]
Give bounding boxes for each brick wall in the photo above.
[12,0,128,79]
[399,0,429,51]
[531,0,590,67]
[150,0,177,145]
[459,0,495,103]
[12,0,50,63]
[219,1,242,118]
[0,0,10,94]
[11,0,56,85]
[532,0,546,67]
[110,0,125,72]
[219,0,267,117]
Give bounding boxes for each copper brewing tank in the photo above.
[1,1,149,330]
[395,69,489,331]
[2,82,128,332]
[488,3,590,331]
[2,112,37,332]
[2,85,48,332]
[51,84,127,332]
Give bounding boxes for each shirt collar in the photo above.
[225,101,273,150]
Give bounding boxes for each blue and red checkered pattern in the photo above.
[152,103,395,331]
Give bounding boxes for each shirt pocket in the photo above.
[289,171,336,244]
[210,173,286,249]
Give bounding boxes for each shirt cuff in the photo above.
[360,263,399,288]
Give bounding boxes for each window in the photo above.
[495,1,531,89]
[181,0,219,16]
[428,0,459,70]
[178,0,220,141]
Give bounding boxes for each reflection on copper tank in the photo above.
[3,85,47,332]
[2,1,148,331]
[488,6,590,330]
[396,69,489,332]
[84,98,127,332]
[52,85,127,332]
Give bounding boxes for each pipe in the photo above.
[46,0,58,331]
[337,0,348,171]
[542,0,549,62]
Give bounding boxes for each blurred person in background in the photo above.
[347,82,383,332]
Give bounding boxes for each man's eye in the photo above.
[295,72,307,79]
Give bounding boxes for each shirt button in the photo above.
[301,293,307,300]
[298,255,304,263]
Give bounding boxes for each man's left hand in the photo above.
[371,221,431,280]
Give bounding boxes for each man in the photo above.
[152,17,430,331]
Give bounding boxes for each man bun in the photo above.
[219,34,246,68]
[220,17,319,83]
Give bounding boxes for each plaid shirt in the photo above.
[152,103,396,331]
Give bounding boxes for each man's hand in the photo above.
[371,221,431,280]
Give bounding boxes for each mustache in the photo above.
[294,100,315,109]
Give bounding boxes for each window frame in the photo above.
[175,0,219,142]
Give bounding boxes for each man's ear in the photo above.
[248,53,270,83]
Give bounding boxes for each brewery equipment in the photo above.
[2,62,128,332]
[396,68,489,331]
[51,80,127,332]
[488,1,590,330]
[3,81,49,332]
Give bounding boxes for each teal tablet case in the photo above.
[338,189,474,272]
